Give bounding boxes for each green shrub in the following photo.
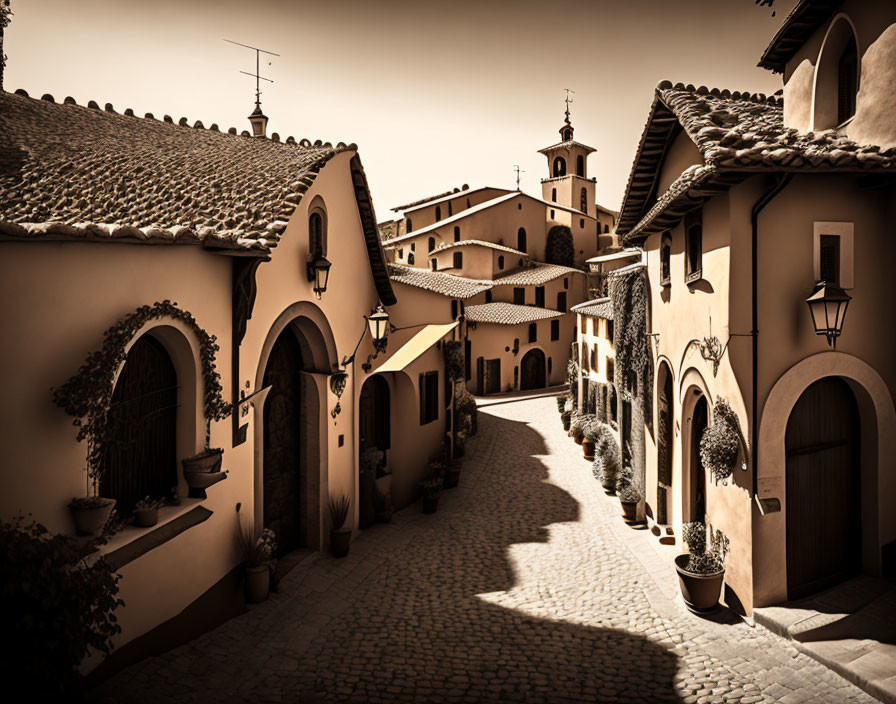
[0,517,123,694]
[682,521,729,575]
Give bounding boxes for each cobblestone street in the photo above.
[93,396,876,704]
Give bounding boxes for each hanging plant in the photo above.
[699,397,741,482]
[609,267,653,430]
[443,340,464,383]
[52,300,232,497]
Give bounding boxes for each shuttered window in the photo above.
[419,371,439,425]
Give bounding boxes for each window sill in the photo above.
[97,500,214,571]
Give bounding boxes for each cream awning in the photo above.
[374,322,458,373]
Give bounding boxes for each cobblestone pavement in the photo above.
[93,397,877,704]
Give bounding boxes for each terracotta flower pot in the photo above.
[183,469,227,499]
[582,439,595,461]
[620,500,638,525]
[674,554,724,613]
[602,478,617,496]
[562,418,571,431]
[69,498,116,536]
[245,565,270,603]
[133,507,159,528]
[422,494,441,514]
[331,528,351,558]
[181,448,223,473]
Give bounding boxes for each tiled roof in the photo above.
[393,185,510,214]
[392,186,466,212]
[388,264,492,299]
[617,82,896,242]
[538,139,596,155]
[431,239,525,256]
[382,192,520,245]
[0,90,345,252]
[758,0,840,73]
[571,297,613,320]
[492,263,583,286]
[464,302,565,325]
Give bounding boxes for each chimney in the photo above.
[248,105,268,138]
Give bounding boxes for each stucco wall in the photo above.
[657,131,703,196]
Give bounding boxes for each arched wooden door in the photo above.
[657,366,674,525]
[101,335,178,518]
[690,396,708,524]
[520,348,546,390]
[263,327,304,555]
[786,377,860,600]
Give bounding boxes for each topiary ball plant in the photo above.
[699,398,741,482]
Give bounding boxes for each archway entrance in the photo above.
[656,363,674,526]
[689,395,708,523]
[262,327,305,555]
[786,376,861,600]
[102,334,178,518]
[520,348,546,390]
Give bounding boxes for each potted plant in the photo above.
[455,386,478,437]
[182,420,230,498]
[675,522,729,613]
[237,523,277,603]
[582,420,601,461]
[569,412,586,445]
[133,496,165,528]
[592,424,620,495]
[421,459,445,514]
[561,409,572,431]
[556,396,566,414]
[328,493,352,558]
[699,397,741,483]
[616,467,640,525]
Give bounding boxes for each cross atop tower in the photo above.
[564,88,575,125]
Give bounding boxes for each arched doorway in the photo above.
[656,363,674,526]
[101,334,178,518]
[520,348,546,390]
[262,326,305,555]
[786,377,861,599]
[517,227,527,253]
[689,395,708,523]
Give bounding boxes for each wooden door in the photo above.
[263,328,304,555]
[485,359,501,395]
[691,396,708,524]
[786,377,860,600]
[520,349,546,390]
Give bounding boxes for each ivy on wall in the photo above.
[610,267,653,432]
[52,300,232,492]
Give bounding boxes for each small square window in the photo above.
[528,323,537,343]
[814,222,854,288]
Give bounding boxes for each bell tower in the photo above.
[539,94,596,215]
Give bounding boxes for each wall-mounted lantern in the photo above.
[806,281,851,349]
[329,370,348,419]
[307,254,332,299]
[366,304,390,353]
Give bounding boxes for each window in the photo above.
[580,219,585,228]
[448,201,453,216]
[814,222,854,288]
[428,237,436,252]
[563,128,572,141]
[309,206,327,257]
[580,187,587,213]
[453,252,463,269]
[517,203,522,210]
[563,277,569,289]
[553,157,566,177]
[550,209,556,219]
[604,224,610,234]
[454,226,460,242]
[410,242,415,251]
[419,371,439,425]
[660,232,672,286]
[451,300,459,320]
[430,259,437,270]
[408,253,415,265]
[517,227,527,253]
[548,357,553,373]
[607,319,614,342]
[406,218,413,233]
[485,289,493,303]
[576,154,584,177]
[838,35,858,125]
[535,286,545,307]
[398,248,404,259]
[551,319,560,341]
[552,188,557,202]
[557,291,567,312]
[528,323,537,343]
[497,255,505,270]
[684,210,702,283]
[513,287,525,305]
[607,359,615,382]
[435,205,442,221]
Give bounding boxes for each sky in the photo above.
[4,0,796,218]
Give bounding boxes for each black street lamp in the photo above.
[366,304,390,353]
[806,281,851,349]
[307,254,332,299]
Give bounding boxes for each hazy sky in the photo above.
[5,0,795,217]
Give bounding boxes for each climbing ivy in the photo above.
[609,267,653,430]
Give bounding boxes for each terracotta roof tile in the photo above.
[431,239,526,256]
[492,263,583,286]
[0,91,352,252]
[388,264,492,299]
[464,302,565,325]
[571,297,613,320]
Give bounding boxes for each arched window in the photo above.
[406,218,413,233]
[453,252,463,269]
[435,205,442,221]
[497,255,505,270]
[562,128,572,141]
[101,334,178,518]
[408,252,415,265]
[552,156,566,177]
[551,188,557,202]
[660,232,672,286]
[448,201,453,216]
[517,227,527,253]
[428,237,436,252]
[309,211,326,257]
[580,187,588,213]
[576,155,584,177]
[430,258,437,270]
[838,35,858,124]
[453,226,460,242]
[813,17,860,130]
[685,210,702,283]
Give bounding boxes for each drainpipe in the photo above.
[750,174,792,497]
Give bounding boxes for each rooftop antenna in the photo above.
[564,88,575,125]
[513,165,525,191]
[225,39,280,137]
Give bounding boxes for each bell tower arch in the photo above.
[539,102,597,215]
